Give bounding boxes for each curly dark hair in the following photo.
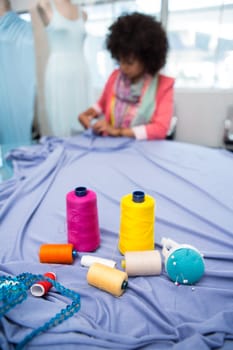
[106,12,168,76]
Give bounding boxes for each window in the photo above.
[83,0,233,89]
[165,0,233,88]
[19,0,233,89]
[83,0,161,91]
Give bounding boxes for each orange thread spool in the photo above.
[39,244,75,264]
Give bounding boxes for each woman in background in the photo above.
[79,12,174,140]
[37,0,93,137]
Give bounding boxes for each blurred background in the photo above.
[14,0,233,90]
[1,0,233,162]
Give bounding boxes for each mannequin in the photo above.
[0,0,36,144]
[0,0,11,16]
[37,0,87,25]
[36,0,93,137]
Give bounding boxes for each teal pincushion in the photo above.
[166,247,205,285]
[161,238,205,285]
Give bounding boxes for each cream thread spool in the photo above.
[87,263,128,297]
[81,255,117,268]
[121,250,162,276]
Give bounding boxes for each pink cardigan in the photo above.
[93,69,175,140]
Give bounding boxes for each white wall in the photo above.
[174,88,233,147]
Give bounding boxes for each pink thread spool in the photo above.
[66,186,100,252]
[30,272,56,297]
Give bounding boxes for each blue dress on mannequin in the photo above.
[45,1,92,137]
[0,11,36,144]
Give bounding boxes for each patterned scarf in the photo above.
[110,72,157,128]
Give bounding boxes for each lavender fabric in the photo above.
[0,134,233,350]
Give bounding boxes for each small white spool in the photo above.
[122,250,162,276]
[81,255,117,268]
[30,283,46,297]
[30,272,56,297]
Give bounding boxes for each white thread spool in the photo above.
[122,250,162,276]
[81,255,116,268]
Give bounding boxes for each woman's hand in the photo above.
[78,108,98,129]
[92,119,121,136]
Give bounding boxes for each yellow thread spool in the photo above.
[118,191,155,254]
[87,263,128,297]
[39,243,75,264]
